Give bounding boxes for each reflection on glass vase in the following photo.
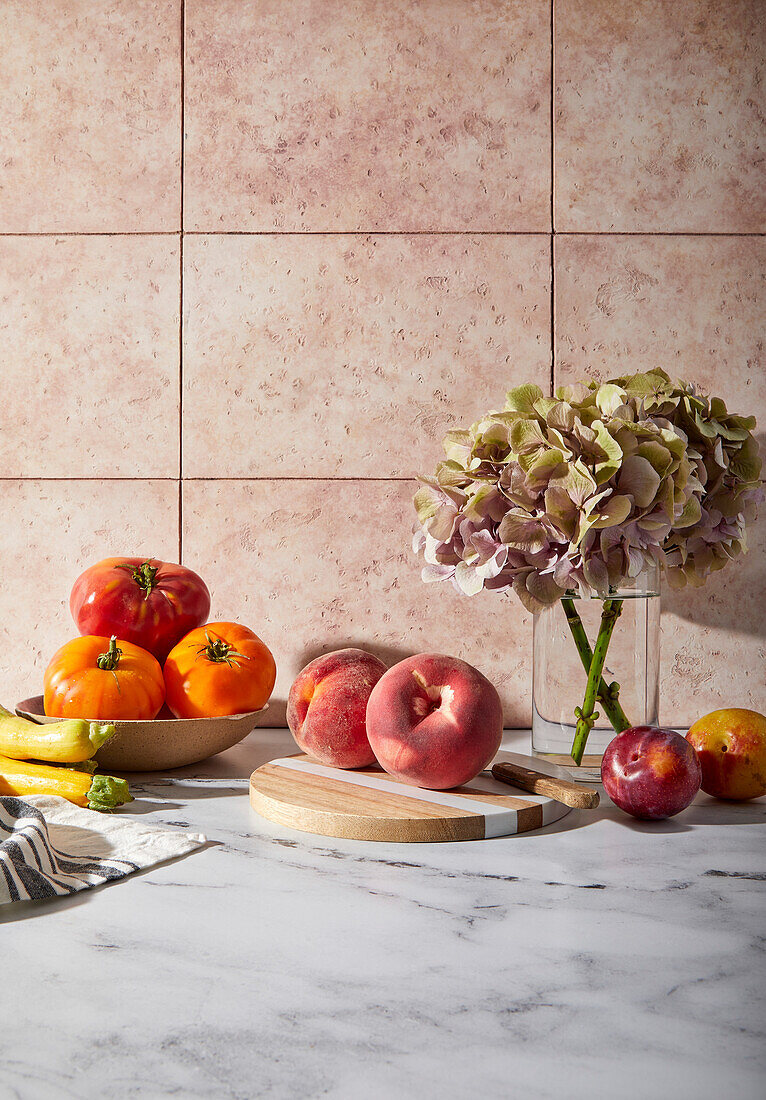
[532,564,661,783]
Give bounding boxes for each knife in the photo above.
[491,760,600,809]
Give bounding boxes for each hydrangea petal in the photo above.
[455,560,486,596]
[591,420,624,485]
[414,482,463,542]
[442,430,472,464]
[526,571,564,607]
[505,383,544,414]
[498,512,548,553]
[591,494,632,529]
[617,454,661,508]
[595,384,627,416]
[510,418,548,454]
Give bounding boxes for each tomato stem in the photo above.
[117,560,159,601]
[96,636,123,693]
[197,632,250,669]
[97,636,122,672]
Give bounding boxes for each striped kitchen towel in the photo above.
[0,795,207,905]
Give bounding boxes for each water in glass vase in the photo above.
[532,566,660,783]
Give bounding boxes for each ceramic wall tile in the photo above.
[0,480,179,707]
[1,1,181,232]
[183,234,551,478]
[555,0,766,231]
[0,236,180,478]
[555,234,766,419]
[183,479,532,726]
[184,0,551,231]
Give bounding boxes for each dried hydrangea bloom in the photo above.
[592,370,764,589]
[414,371,762,613]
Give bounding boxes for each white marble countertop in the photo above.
[3,729,765,1100]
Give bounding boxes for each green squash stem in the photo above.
[86,775,133,812]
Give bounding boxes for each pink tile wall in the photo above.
[183,480,532,725]
[555,0,765,232]
[0,236,180,477]
[1,1,764,725]
[1,1,181,232]
[183,233,551,478]
[184,0,551,231]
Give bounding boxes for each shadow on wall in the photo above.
[298,641,413,673]
[663,433,766,640]
[662,543,764,637]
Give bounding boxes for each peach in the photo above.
[287,648,387,768]
[365,653,503,789]
[686,708,766,801]
[601,726,701,820]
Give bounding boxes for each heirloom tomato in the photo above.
[44,635,165,721]
[164,622,276,718]
[70,557,210,662]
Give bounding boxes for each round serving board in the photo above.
[249,751,572,842]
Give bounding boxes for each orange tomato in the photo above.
[44,635,165,720]
[163,622,276,718]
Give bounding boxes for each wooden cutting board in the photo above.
[249,751,572,842]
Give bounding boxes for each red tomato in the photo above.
[70,558,211,662]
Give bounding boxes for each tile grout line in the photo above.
[0,231,183,237]
[551,0,555,240]
[0,230,762,238]
[551,235,556,398]
[178,0,185,564]
[0,477,421,483]
[542,230,766,238]
[169,230,766,238]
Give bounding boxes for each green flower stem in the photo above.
[561,597,631,736]
[570,598,624,766]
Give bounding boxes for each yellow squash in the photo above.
[0,704,114,763]
[0,755,132,812]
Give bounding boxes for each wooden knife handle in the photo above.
[491,761,600,810]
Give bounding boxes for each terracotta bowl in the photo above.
[16,696,268,773]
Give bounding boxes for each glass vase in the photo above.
[531,565,661,783]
